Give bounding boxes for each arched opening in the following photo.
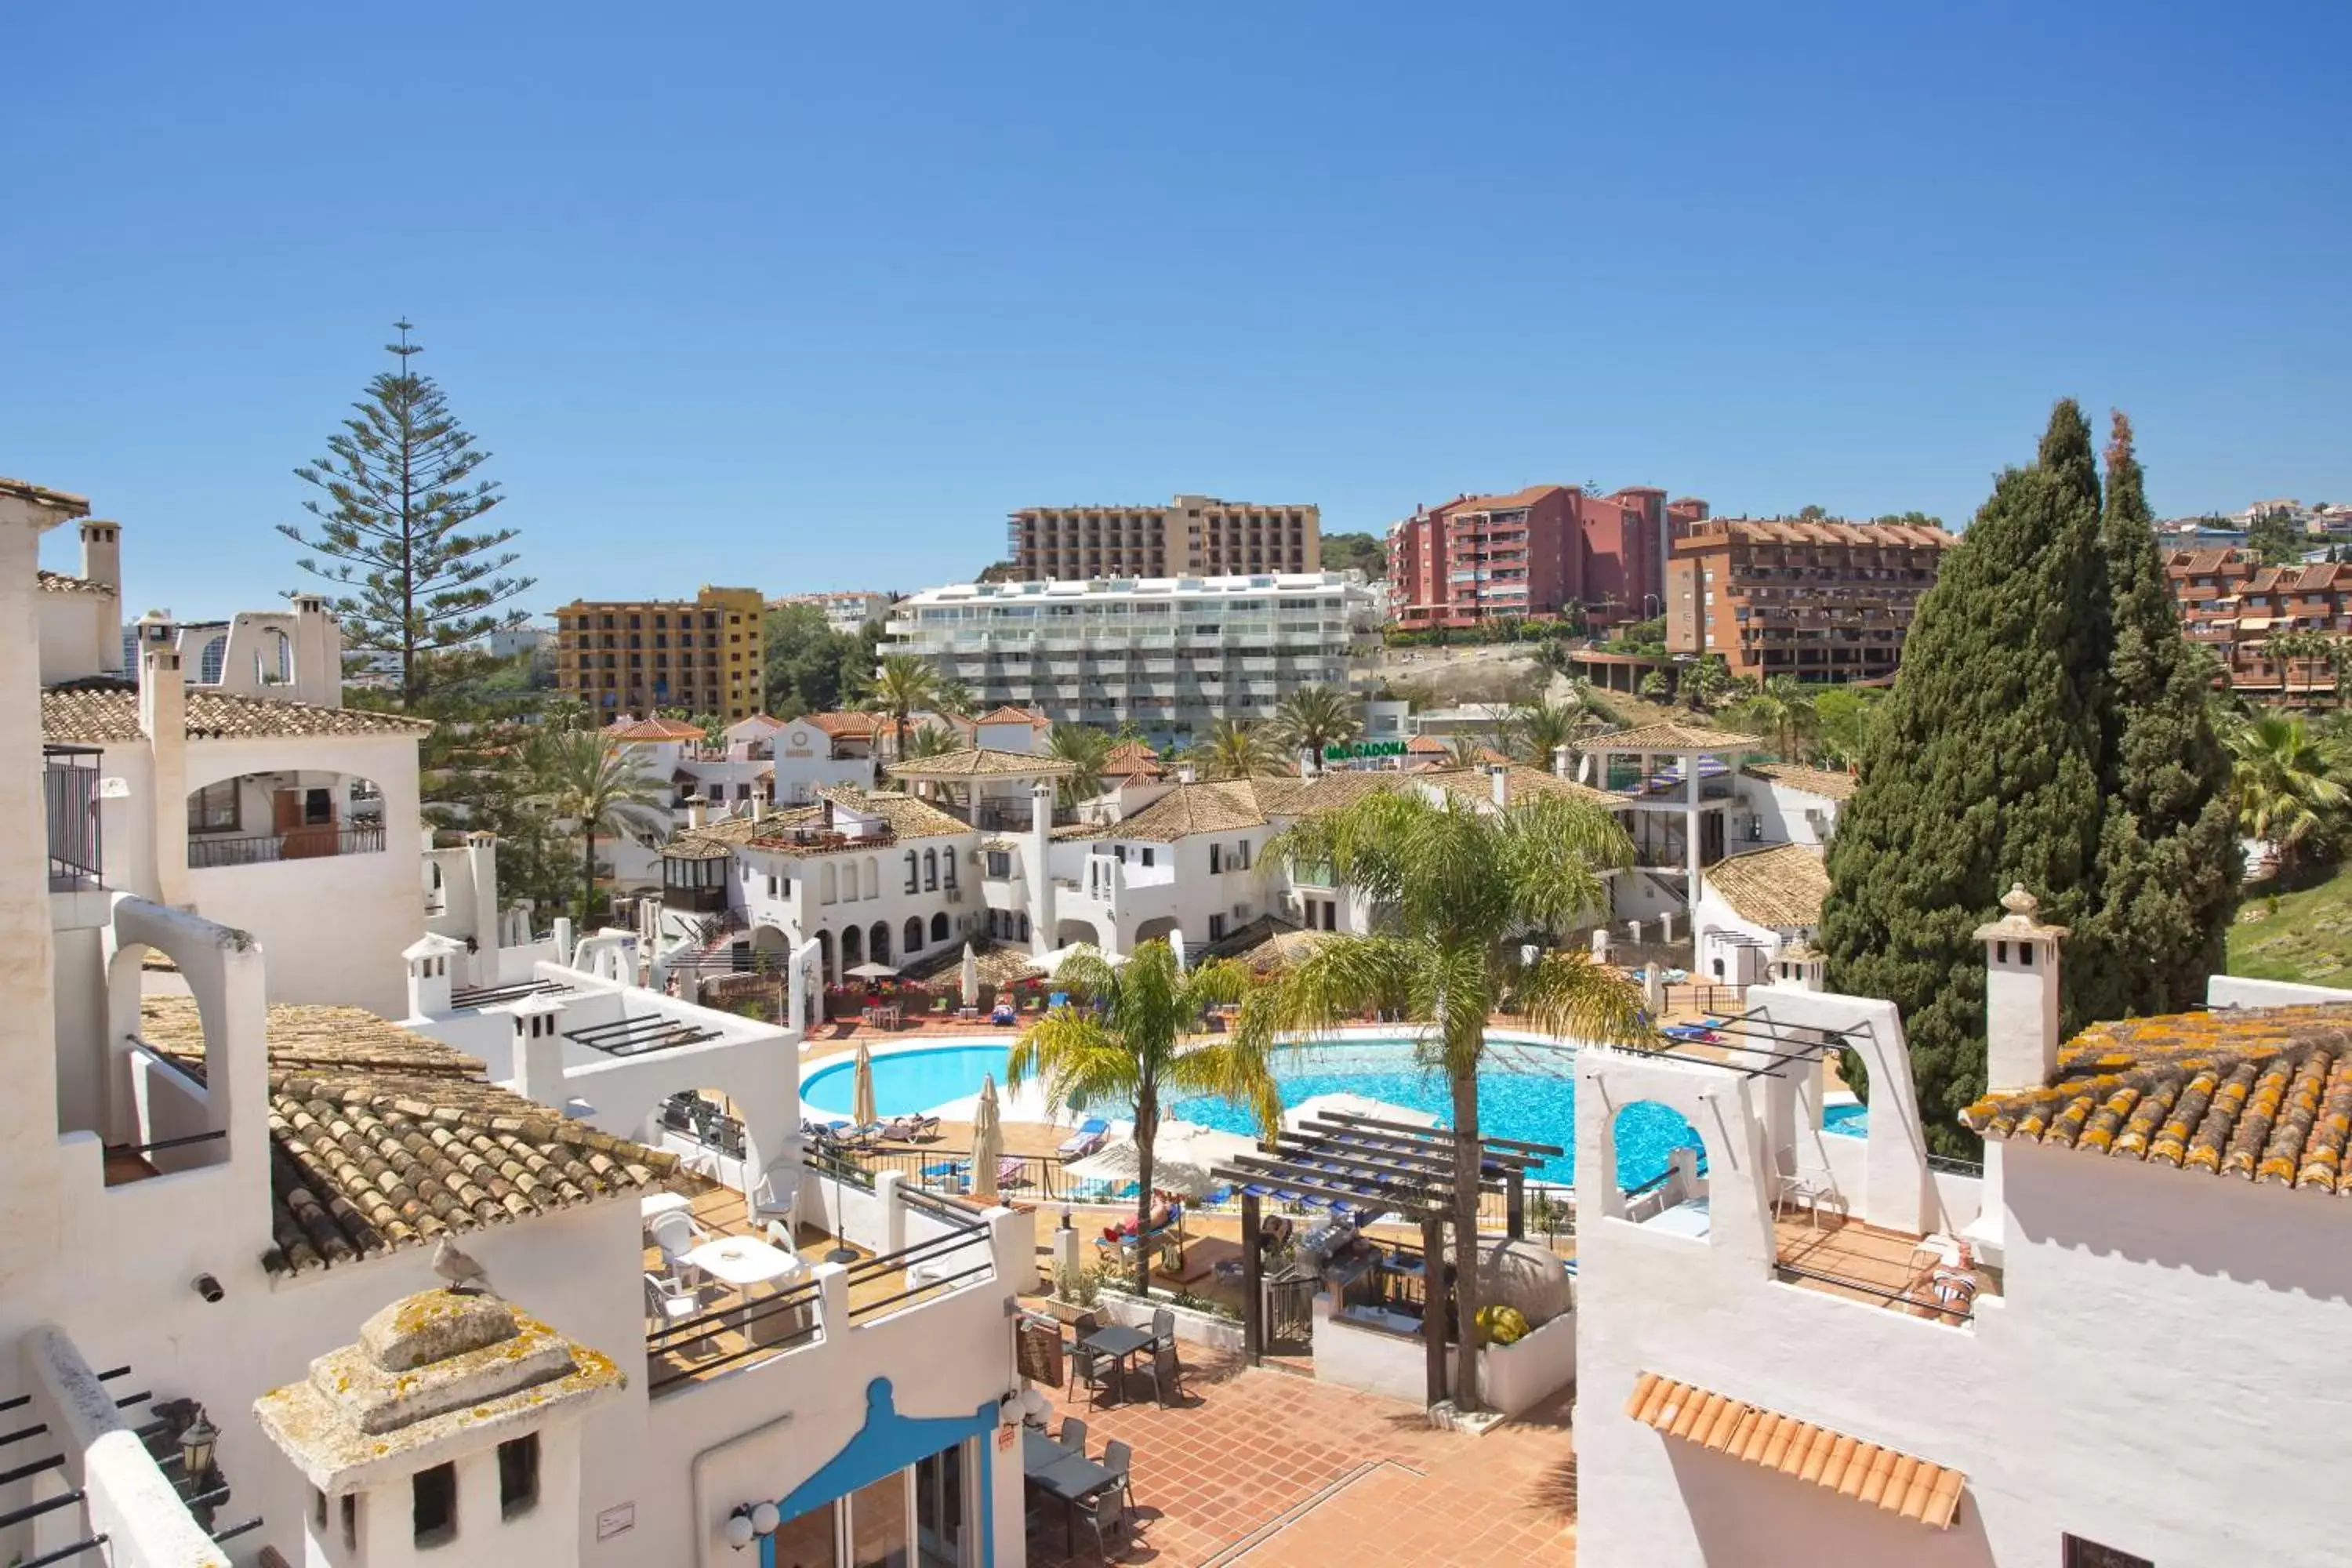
[930,911,949,943]
[195,632,229,684]
[1054,918,1107,951]
[185,770,386,868]
[750,923,792,964]
[1134,916,1180,949]
[814,928,834,982]
[841,925,864,969]
[1610,1099,1704,1200]
[869,921,891,965]
[902,916,924,956]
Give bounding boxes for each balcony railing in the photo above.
[45,745,102,890]
[187,821,383,869]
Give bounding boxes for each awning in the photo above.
[1623,1373,1966,1530]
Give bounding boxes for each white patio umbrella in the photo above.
[1066,1122,1258,1199]
[851,1040,878,1130]
[960,942,981,1008]
[971,1073,1004,1200]
[1284,1092,1441,1135]
[847,961,899,980]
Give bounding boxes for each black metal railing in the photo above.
[840,1144,1070,1200]
[842,1226,994,1324]
[646,1278,824,1393]
[187,822,384,869]
[1773,1260,1974,1324]
[43,746,101,888]
[1927,1152,1986,1179]
[806,1146,877,1191]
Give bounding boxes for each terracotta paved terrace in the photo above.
[1773,1211,2001,1321]
[1023,1348,1576,1566]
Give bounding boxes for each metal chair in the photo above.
[1149,1305,1176,1353]
[1058,1415,1089,1457]
[1075,1490,1128,1559]
[1138,1341,1186,1407]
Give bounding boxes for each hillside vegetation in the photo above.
[2226,864,2352,987]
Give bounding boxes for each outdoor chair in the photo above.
[1058,1117,1111,1159]
[1058,1415,1089,1456]
[1074,1490,1129,1559]
[1138,1341,1186,1408]
[643,1272,704,1343]
[648,1211,709,1285]
[1101,1438,1138,1516]
[1149,1306,1175,1355]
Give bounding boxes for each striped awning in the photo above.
[1623,1372,1965,1530]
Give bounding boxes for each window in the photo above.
[304,786,333,826]
[985,851,1011,879]
[498,1435,540,1519]
[931,912,949,942]
[342,1494,358,1551]
[189,780,239,833]
[768,874,781,898]
[412,1461,458,1546]
[1208,913,1227,942]
[2062,1540,2152,1568]
[2020,943,2034,967]
[906,851,920,894]
[942,852,956,890]
[1141,848,1155,867]
[924,849,939,891]
[1209,844,1222,875]
[1236,840,1251,870]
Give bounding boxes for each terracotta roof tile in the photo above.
[1624,1373,1965,1530]
[605,716,707,741]
[1677,518,1954,550]
[1589,721,1761,753]
[1102,739,1164,779]
[139,999,675,1275]
[1421,764,1626,811]
[1199,914,1329,971]
[1097,781,1267,841]
[1744,762,1858,802]
[884,746,1075,780]
[1702,844,1829,929]
[0,477,92,514]
[42,686,433,744]
[1961,1003,2352,1192]
[37,568,110,595]
[971,705,1052,727]
[665,787,974,859]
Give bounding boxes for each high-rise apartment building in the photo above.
[1386,485,1709,630]
[1006,494,1320,580]
[886,571,1379,744]
[1665,518,1951,682]
[554,585,767,719]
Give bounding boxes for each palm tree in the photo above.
[1510,697,1582,771]
[1737,675,1818,761]
[898,721,960,761]
[865,654,941,759]
[1008,942,1275,1294]
[1445,735,1489,769]
[1239,791,1650,1410]
[1047,724,1113,807]
[2226,713,2348,877]
[935,677,977,717]
[1193,718,1281,781]
[532,728,671,923]
[1268,685,1362,769]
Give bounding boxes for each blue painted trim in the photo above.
[757,1377,999,1568]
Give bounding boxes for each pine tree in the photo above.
[281,321,533,707]
[2073,412,2241,1020]
[1819,402,2107,1153]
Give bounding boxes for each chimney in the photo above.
[1299,746,1320,780]
[465,830,499,955]
[140,644,190,908]
[401,935,459,1018]
[506,992,569,1107]
[686,793,707,829]
[1174,761,1198,786]
[1552,744,1571,778]
[1489,761,1508,809]
[291,593,340,707]
[1976,884,2066,1091]
[752,792,770,824]
[78,519,120,593]
[1773,940,1826,992]
[1029,779,1056,955]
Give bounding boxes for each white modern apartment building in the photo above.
[1573,893,2352,1567]
[886,572,1382,745]
[4,474,1040,1568]
[771,590,895,632]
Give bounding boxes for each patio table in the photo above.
[684,1236,808,1346]
[1076,1323,1154,1404]
[1023,1430,1118,1555]
[639,1191,695,1227]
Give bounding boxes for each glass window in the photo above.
[913,1445,968,1566]
[188,780,239,833]
[772,1502,839,1568]
[846,1469,909,1568]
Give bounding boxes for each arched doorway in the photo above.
[930,912,949,944]
[1134,916,1180,949]
[869,922,891,965]
[814,929,834,982]
[902,916,924,956]
[841,925,864,969]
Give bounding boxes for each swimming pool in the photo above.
[1824,1102,1868,1137]
[804,1038,1700,1189]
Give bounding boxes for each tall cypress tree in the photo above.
[2074,411,2241,1020]
[1820,402,2106,1152]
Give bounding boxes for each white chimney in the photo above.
[1552,744,1571,778]
[1174,761,1198,786]
[1772,940,1827,993]
[1976,884,2066,1091]
[1299,746,1320,780]
[140,644,190,909]
[751,792,770,824]
[78,519,121,593]
[401,935,460,1018]
[464,831,499,956]
[1489,762,1508,808]
[685,793,707,829]
[506,992,568,1107]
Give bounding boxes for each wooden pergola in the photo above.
[1207,1110,1562,1407]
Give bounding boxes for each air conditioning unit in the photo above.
[946,888,964,904]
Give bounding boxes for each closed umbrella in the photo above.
[972,1074,1004,1200]
[960,942,981,1008]
[851,1040,878,1130]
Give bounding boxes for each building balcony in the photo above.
[187,821,384,869]
[45,744,102,892]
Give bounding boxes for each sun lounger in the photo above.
[1058,1117,1110,1159]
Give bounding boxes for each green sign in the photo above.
[1323,739,1406,760]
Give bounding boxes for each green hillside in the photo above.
[2226,863,2352,987]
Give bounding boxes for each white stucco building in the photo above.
[885,572,1382,746]
[1573,885,2352,1567]
[5,477,1037,1568]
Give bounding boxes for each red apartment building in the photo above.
[1386,485,1710,630]
[2165,546,2352,702]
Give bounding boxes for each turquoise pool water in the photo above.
[804,1038,1702,1189]
[803,1044,1018,1120]
[1824,1102,1868,1137]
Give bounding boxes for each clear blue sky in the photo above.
[6,2,2347,618]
